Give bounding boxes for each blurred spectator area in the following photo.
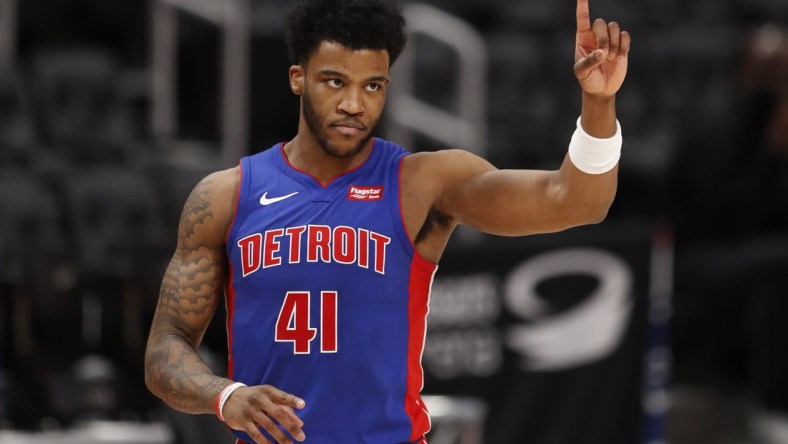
[1,0,787,440]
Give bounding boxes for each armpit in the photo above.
[414,207,453,245]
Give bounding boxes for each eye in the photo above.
[327,79,343,88]
[366,83,381,92]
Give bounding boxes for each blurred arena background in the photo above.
[1,0,787,443]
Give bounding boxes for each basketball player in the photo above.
[144,0,630,442]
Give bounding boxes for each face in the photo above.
[291,41,391,158]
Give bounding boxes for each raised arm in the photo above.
[403,0,630,260]
[144,168,239,413]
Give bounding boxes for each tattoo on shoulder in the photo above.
[179,178,217,243]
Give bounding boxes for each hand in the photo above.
[222,384,307,444]
[573,0,631,97]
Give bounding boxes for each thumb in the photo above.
[574,49,606,79]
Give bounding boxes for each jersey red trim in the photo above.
[224,161,243,379]
[225,266,237,379]
[405,253,437,440]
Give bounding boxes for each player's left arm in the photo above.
[434,0,630,237]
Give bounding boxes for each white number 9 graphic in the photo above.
[504,248,633,371]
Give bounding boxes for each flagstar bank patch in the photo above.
[347,185,383,201]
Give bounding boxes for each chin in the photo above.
[321,134,372,159]
[322,144,361,159]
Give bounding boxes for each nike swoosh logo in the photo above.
[259,191,299,206]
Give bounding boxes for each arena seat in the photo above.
[0,63,40,165]
[30,48,136,164]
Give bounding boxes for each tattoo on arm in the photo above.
[145,175,234,414]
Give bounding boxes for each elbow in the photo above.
[144,365,169,404]
[587,206,610,225]
[570,197,613,227]
[549,171,616,229]
[575,185,616,226]
[143,349,164,400]
[144,365,156,396]
[587,195,615,224]
[143,360,157,397]
[584,195,614,224]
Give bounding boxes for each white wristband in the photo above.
[567,117,622,174]
[216,382,246,422]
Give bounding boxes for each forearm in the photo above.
[556,92,620,223]
[580,91,616,137]
[144,333,231,414]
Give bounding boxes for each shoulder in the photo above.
[399,149,497,225]
[178,166,240,247]
[397,149,496,256]
[191,166,240,206]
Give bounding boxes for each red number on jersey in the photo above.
[321,291,338,353]
[275,291,338,354]
[275,292,317,354]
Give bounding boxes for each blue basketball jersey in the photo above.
[225,138,437,443]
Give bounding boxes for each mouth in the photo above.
[332,121,365,137]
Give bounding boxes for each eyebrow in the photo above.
[319,69,389,83]
[319,69,348,78]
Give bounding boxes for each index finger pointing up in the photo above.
[577,0,591,33]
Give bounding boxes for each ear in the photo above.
[289,65,305,96]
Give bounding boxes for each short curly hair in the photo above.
[285,0,407,67]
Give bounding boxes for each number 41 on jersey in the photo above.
[275,291,338,354]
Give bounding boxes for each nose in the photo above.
[337,88,364,116]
